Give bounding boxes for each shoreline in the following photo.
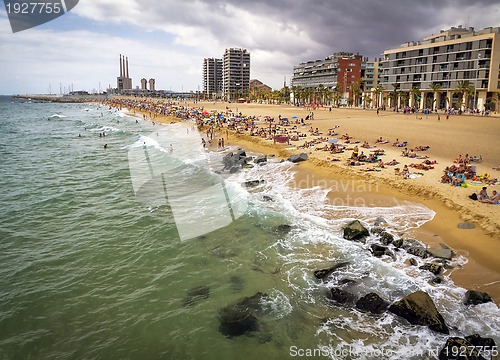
[100,97,499,302]
[223,131,500,301]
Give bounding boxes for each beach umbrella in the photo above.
[292,115,298,118]
[328,138,338,144]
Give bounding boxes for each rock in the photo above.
[374,217,387,226]
[464,290,493,306]
[420,263,444,275]
[406,245,428,259]
[288,153,308,163]
[254,155,267,164]
[222,152,234,165]
[392,238,404,248]
[355,293,390,314]
[465,334,496,349]
[439,337,486,360]
[371,244,387,257]
[339,278,359,286]
[242,163,254,169]
[182,285,210,306]
[429,276,444,285]
[371,227,384,235]
[313,261,351,280]
[343,220,369,242]
[408,258,419,266]
[326,288,357,305]
[229,166,240,174]
[244,180,263,188]
[427,247,453,260]
[275,224,293,235]
[389,290,449,334]
[236,150,247,159]
[379,231,395,245]
[218,292,265,337]
[262,195,274,202]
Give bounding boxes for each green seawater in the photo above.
[0,97,498,360]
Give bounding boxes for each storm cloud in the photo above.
[1,0,499,93]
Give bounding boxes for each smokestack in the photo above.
[126,57,129,78]
[119,54,123,77]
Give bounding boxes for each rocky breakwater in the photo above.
[313,220,498,358]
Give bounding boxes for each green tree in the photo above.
[398,90,409,107]
[316,84,326,106]
[362,93,372,109]
[391,83,399,110]
[410,86,421,109]
[429,83,442,110]
[455,80,474,110]
[373,85,384,108]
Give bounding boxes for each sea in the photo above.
[0,96,498,360]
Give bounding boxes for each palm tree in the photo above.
[280,86,290,103]
[362,93,372,109]
[455,80,474,110]
[303,87,313,106]
[410,86,421,109]
[429,83,442,110]
[291,86,300,105]
[398,91,410,107]
[316,84,326,106]
[373,85,384,108]
[387,92,395,108]
[332,83,343,107]
[391,83,399,110]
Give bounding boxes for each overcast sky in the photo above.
[0,0,499,94]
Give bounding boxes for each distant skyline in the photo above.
[0,0,499,95]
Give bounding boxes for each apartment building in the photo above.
[223,48,250,101]
[203,57,223,99]
[291,52,363,105]
[380,26,500,110]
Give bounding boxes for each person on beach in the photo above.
[484,190,500,204]
[352,145,359,159]
[478,187,489,201]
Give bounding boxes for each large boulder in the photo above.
[313,261,351,280]
[419,263,444,275]
[218,292,265,337]
[371,244,389,257]
[427,246,453,260]
[343,220,369,242]
[403,239,428,259]
[274,224,293,235]
[392,238,404,248]
[439,337,486,360]
[254,155,267,164]
[374,217,387,226]
[223,150,248,170]
[465,334,496,349]
[464,290,493,306]
[389,290,449,334]
[355,293,390,314]
[326,288,357,305]
[236,150,247,159]
[288,153,308,163]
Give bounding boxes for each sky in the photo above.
[0,0,499,95]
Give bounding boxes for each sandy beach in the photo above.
[105,97,500,301]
